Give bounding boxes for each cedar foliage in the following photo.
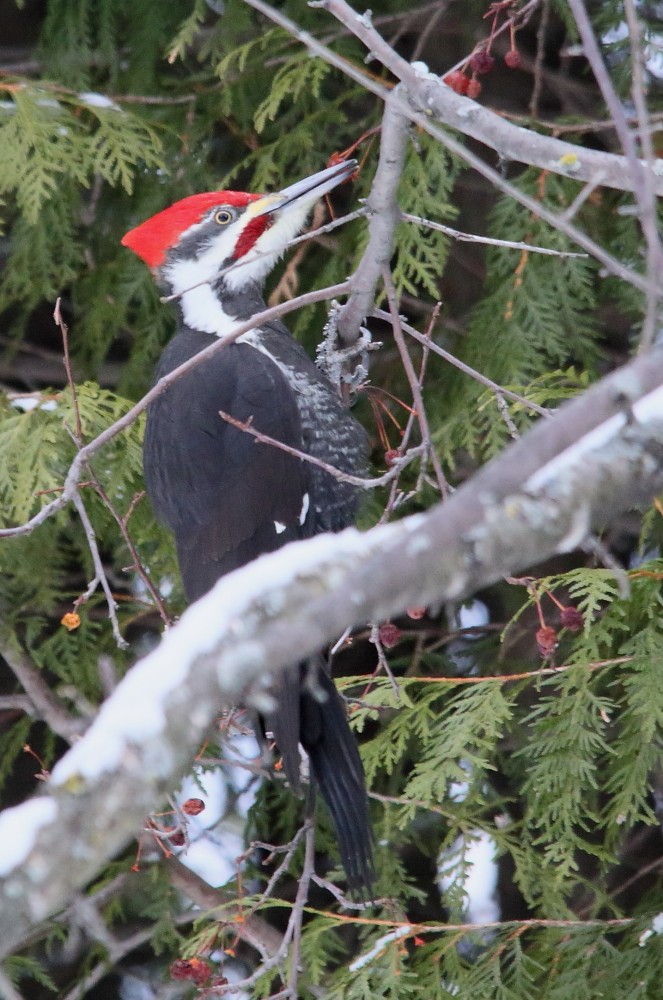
[1,0,663,997]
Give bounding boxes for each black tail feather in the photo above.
[300,665,374,893]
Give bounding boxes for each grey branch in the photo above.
[245,0,661,323]
[336,88,409,344]
[1,346,663,956]
[314,0,663,198]
[0,638,85,742]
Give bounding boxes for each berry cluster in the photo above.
[443,0,522,99]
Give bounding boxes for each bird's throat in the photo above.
[166,261,268,340]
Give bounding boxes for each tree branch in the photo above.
[245,0,660,301]
[0,637,85,743]
[336,88,409,344]
[1,346,663,955]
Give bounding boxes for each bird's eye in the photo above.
[214,209,234,225]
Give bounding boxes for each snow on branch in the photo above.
[2,346,663,956]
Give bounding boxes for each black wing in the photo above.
[143,331,310,602]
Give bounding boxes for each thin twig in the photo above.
[54,298,83,444]
[54,299,132,646]
[90,479,171,628]
[382,268,450,497]
[381,303,441,519]
[286,821,316,996]
[402,212,589,258]
[529,0,549,118]
[369,623,401,696]
[70,491,128,649]
[495,393,520,440]
[371,308,552,419]
[217,408,427,488]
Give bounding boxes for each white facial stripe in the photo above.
[178,282,244,339]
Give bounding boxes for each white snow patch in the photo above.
[639,913,663,946]
[350,925,411,972]
[10,396,58,413]
[10,397,40,412]
[0,797,58,876]
[526,383,663,492]
[411,60,435,80]
[182,827,244,888]
[79,91,121,111]
[438,829,500,925]
[298,492,310,526]
[458,599,489,629]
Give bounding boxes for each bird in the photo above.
[121,160,374,891]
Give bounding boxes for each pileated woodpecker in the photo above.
[122,160,373,890]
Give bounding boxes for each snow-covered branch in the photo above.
[1,345,663,956]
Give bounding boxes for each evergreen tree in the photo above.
[2,1,663,997]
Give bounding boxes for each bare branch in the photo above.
[336,89,409,344]
[164,856,283,958]
[217,408,426,488]
[0,638,85,742]
[402,212,590,258]
[245,0,659,299]
[567,0,663,349]
[371,308,552,419]
[245,0,663,210]
[70,491,128,650]
[1,345,663,956]
[381,268,449,496]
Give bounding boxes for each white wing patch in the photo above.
[274,521,287,534]
[299,492,310,526]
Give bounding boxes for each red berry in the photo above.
[406,606,426,620]
[379,622,401,649]
[470,50,495,74]
[536,625,558,659]
[467,77,482,99]
[560,606,584,633]
[168,830,186,847]
[443,70,469,95]
[183,797,205,815]
[169,958,211,986]
[505,49,522,69]
[170,960,192,981]
[189,959,212,987]
[384,448,401,465]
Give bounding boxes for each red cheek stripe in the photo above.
[233,216,272,259]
